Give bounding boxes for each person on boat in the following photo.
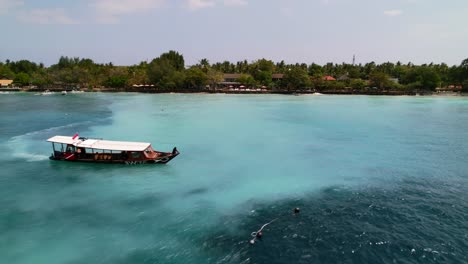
[66,144,74,153]
[76,148,85,158]
[121,151,128,160]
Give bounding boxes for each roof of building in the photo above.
[0,79,13,86]
[47,136,151,151]
[223,74,242,79]
[323,76,336,81]
[272,74,284,79]
[337,75,350,81]
[218,81,241,85]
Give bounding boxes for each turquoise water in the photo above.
[1,93,467,263]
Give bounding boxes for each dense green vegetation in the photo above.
[1,51,467,92]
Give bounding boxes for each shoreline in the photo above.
[1,87,465,96]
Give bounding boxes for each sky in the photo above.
[0,0,467,66]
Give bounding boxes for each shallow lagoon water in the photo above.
[0,93,467,263]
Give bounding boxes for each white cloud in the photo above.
[186,0,247,10]
[223,0,248,6]
[0,0,23,15]
[17,8,78,24]
[187,0,216,10]
[384,10,403,17]
[90,0,165,23]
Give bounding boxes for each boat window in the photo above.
[66,145,75,153]
[131,152,142,159]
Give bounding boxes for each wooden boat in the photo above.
[40,89,54,96]
[47,135,179,164]
[71,89,84,94]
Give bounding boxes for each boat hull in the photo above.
[49,149,179,165]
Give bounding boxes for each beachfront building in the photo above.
[0,79,13,88]
[436,85,463,93]
[217,74,241,89]
[131,84,155,88]
[223,74,242,82]
[337,74,350,82]
[214,73,273,92]
[272,74,284,82]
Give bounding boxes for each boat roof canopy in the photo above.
[47,136,151,152]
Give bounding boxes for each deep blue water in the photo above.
[0,93,467,264]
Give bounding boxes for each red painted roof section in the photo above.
[323,76,336,81]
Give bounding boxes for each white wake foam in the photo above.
[13,152,50,162]
[6,119,108,162]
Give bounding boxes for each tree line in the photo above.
[1,51,467,92]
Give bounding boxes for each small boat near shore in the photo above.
[35,90,55,96]
[71,89,84,94]
[47,135,179,164]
